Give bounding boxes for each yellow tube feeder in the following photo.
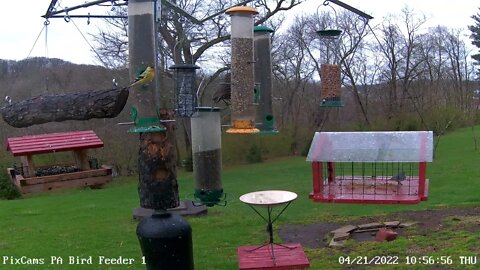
[225,6,259,134]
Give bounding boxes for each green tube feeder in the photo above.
[254,25,278,134]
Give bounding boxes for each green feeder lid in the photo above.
[254,25,274,33]
[316,29,342,37]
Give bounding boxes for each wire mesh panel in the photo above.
[310,161,426,204]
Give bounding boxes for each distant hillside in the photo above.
[0,57,130,102]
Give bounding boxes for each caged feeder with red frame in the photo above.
[306,131,433,204]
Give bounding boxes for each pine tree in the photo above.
[468,8,480,65]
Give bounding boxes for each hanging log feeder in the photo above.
[0,87,129,128]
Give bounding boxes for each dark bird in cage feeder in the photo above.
[212,74,231,105]
[389,171,406,185]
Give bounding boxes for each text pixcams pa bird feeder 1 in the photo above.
[306,131,433,204]
[254,26,278,134]
[317,29,343,107]
[191,107,224,206]
[169,64,200,117]
[225,6,259,134]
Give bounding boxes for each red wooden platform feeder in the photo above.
[5,130,112,194]
[306,131,433,204]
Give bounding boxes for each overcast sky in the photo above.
[1,0,479,66]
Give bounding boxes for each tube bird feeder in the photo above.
[169,64,200,118]
[254,25,278,134]
[317,29,343,107]
[225,6,259,134]
[191,107,224,206]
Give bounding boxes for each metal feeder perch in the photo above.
[169,63,200,118]
[306,131,433,204]
[191,107,225,206]
[317,29,343,107]
[254,25,278,134]
[225,6,259,134]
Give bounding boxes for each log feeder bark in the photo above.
[0,87,129,128]
[137,109,179,210]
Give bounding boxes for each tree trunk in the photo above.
[0,87,129,128]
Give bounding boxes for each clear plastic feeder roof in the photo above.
[306,131,434,162]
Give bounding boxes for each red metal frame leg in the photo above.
[312,162,323,199]
[418,162,426,200]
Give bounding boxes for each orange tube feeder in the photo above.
[225,6,259,134]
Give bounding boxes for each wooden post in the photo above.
[128,0,179,210]
[20,156,35,178]
[73,150,91,171]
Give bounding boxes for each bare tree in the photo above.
[375,7,428,129]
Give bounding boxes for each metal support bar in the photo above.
[43,0,125,18]
[326,0,373,20]
[44,0,59,18]
[161,0,202,24]
[46,15,128,19]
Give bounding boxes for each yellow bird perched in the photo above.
[129,66,155,87]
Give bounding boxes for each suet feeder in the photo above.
[169,64,200,118]
[306,131,433,204]
[317,29,343,107]
[254,25,278,134]
[191,107,224,206]
[225,6,259,134]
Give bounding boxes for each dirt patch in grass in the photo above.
[278,206,480,248]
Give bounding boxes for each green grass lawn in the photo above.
[0,126,479,269]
